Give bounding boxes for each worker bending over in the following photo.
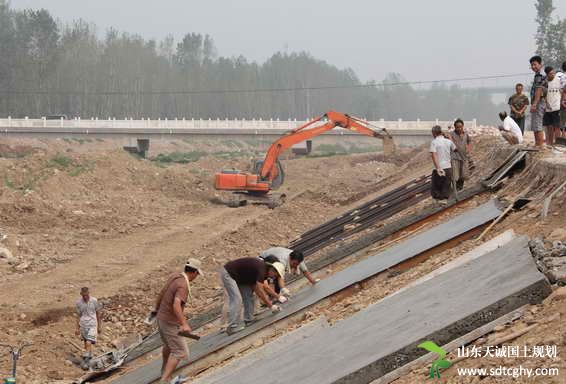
[260,247,319,296]
[220,257,286,335]
[498,112,523,145]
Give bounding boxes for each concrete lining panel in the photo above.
[111,184,486,366]
[110,200,503,384]
[202,236,550,384]
[192,317,329,384]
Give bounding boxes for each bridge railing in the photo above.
[0,117,477,130]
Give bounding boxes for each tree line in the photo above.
[535,0,565,69]
[1,0,561,123]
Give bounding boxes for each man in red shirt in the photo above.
[154,259,203,384]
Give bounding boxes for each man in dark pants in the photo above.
[560,61,566,138]
[220,257,286,335]
[430,125,455,204]
[449,118,471,191]
[529,55,546,148]
[508,83,529,134]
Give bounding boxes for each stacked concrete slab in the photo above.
[197,236,550,384]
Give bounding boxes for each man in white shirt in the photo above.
[260,247,318,296]
[543,66,562,145]
[498,111,523,145]
[75,287,102,369]
[557,61,566,138]
[429,125,455,204]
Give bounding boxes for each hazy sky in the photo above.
[9,0,566,85]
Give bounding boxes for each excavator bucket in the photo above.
[382,136,396,156]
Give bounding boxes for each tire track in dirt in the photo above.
[0,205,266,311]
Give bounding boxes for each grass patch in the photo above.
[152,151,208,164]
[4,178,15,189]
[69,160,95,177]
[4,175,41,191]
[96,138,105,142]
[151,150,260,165]
[48,153,95,176]
[308,144,377,157]
[189,168,210,176]
[242,138,261,147]
[71,138,92,144]
[49,154,74,168]
[221,139,246,149]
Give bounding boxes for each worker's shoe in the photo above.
[170,375,188,384]
[80,353,92,371]
[226,325,245,335]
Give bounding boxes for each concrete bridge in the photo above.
[0,117,477,149]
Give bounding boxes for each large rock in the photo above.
[0,246,15,263]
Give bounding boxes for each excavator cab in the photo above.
[252,159,285,190]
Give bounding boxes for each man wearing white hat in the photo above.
[220,257,286,335]
[260,247,319,297]
[154,259,203,384]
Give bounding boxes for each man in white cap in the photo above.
[220,257,286,335]
[154,259,203,384]
[260,247,319,297]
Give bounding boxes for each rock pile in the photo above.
[529,229,566,285]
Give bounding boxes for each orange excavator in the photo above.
[214,111,395,208]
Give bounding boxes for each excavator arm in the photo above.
[259,110,392,182]
[214,110,394,200]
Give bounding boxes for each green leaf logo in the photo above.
[418,341,452,379]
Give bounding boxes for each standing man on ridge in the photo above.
[430,125,455,205]
[449,118,471,191]
[529,55,546,148]
[508,83,529,134]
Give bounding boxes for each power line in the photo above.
[0,73,531,96]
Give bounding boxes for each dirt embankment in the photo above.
[0,137,418,382]
[3,135,561,384]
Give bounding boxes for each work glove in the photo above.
[278,295,288,304]
[280,287,291,297]
[271,305,281,313]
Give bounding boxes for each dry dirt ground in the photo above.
[0,135,564,384]
[0,136,411,382]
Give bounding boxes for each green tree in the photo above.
[0,0,17,115]
[534,0,565,67]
